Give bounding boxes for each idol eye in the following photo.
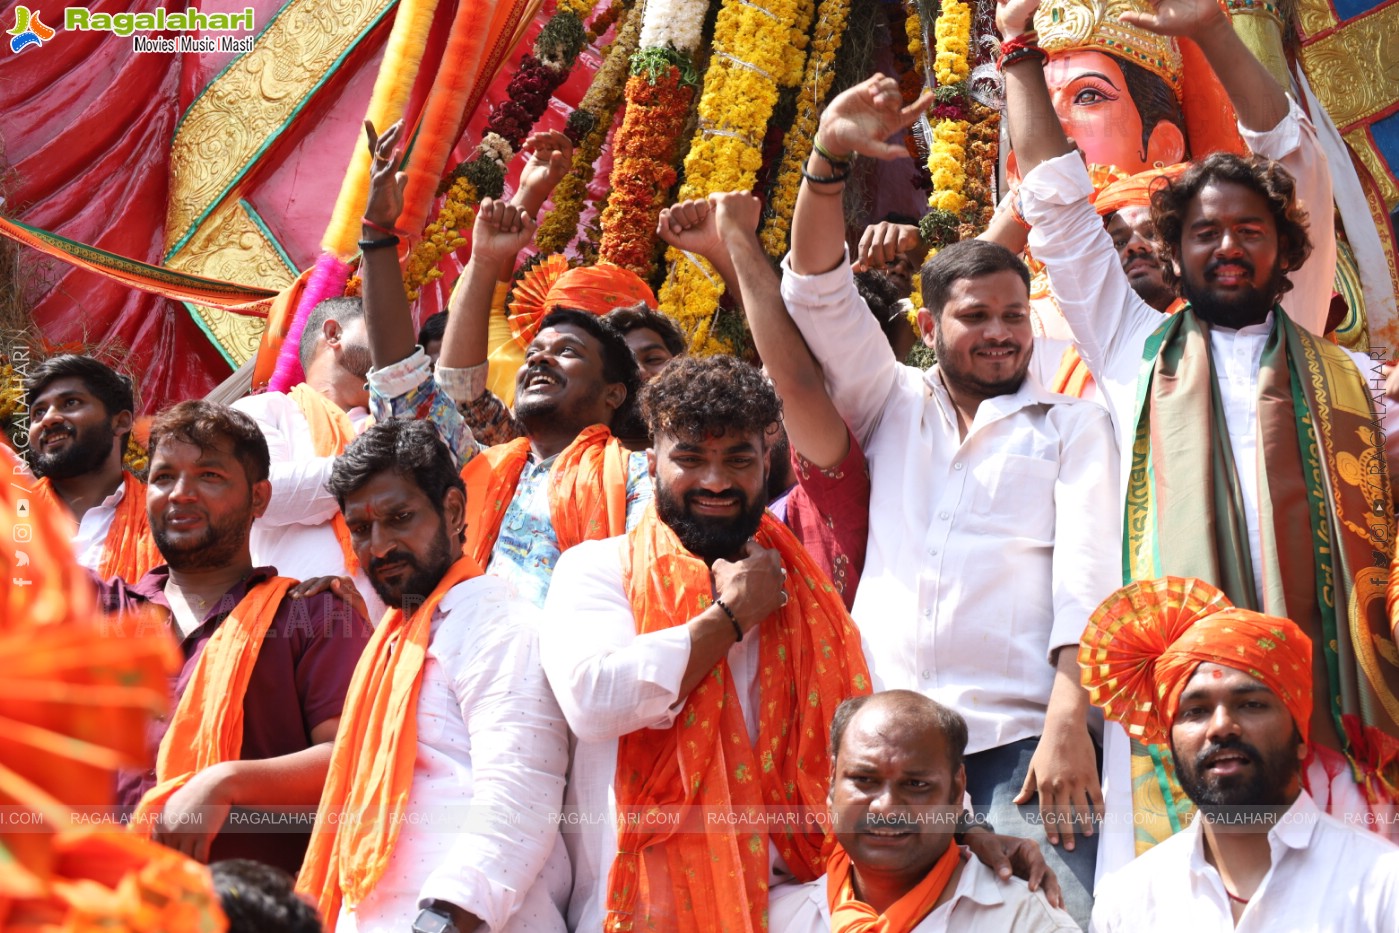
[1073,87,1112,105]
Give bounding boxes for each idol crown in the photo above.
[1034,0,1182,89]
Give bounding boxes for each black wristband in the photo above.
[954,810,993,842]
[801,164,851,186]
[714,597,743,642]
[359,235,401,251]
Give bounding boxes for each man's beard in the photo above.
[1181,258,1286,329]
[1173,734,1297,817]
[153,507,253,572]
[340,340,373,380]
[32,421,118,480]
[366,517,455,610]
[655,481,767,562]
[934,330,1030,399]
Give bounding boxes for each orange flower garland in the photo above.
[597,53,698,276]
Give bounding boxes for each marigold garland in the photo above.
[759,0,852,258]
[915,0,999,251]
[596,56,697,275]
[397,0,604,297]
[535,1,642,257]
[656,0,807,353]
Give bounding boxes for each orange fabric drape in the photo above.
[131,576,299,830]
[1049,299,1185,398]
[295,555,484,930]
[460,424,631,566]
[289,383,363,573]
[604,508,871,933]
[826,841,961,933]
[32,472,161,583]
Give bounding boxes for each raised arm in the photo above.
[1122,0,1287,133]
[440,199,535,371]
[790,75,931,276]
[360,120,419,369]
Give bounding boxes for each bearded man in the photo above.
[1004,0,1399,867]
[1084,578,1399,931]
[782,74,1122,924]
[24,354,159,581]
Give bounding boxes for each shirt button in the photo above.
[953,462,964,471]
[922,609,932,620]
[938,512,950,520]
[921,670,932,680]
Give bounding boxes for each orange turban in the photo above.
[509,258,656,348]
[1094,163,1189,217]
[1079,577,1313,746]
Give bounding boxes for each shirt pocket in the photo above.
[968,454,1059,540]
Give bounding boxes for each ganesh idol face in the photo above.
[1043,50,1186,175]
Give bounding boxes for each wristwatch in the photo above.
[411,900,459,933]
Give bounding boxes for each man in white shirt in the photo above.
[770,691,1079,933]
[541,354,871,932]
[1003,0,1399,859]
[1083,577,1399,932]
[780,74,1122,924]
[231,296,382,618]
[296,419,569,933]
[23,354,159,582]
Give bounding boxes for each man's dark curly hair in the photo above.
[149,400,270,485]
[328,420,466,541]
[1151,152,1312,296]
[538,308,642,430]
[640,355,782,443]
[211,860,322,933]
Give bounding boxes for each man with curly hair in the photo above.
[538,354,870,932]
[1003,0,1399,871]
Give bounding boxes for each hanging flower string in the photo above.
[396,0,605,298]
[536,1,642,256]
[596,0,711,275]
[916,0,997,250]
[759,0,852,258]
[656,0,808,353]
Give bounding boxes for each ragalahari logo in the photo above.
[9,5,55,53]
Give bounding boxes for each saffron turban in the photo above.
[509,257,657,349]
[1094,163,1189,217]
[1078,577,1313,746]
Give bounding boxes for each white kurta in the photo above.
[338,576,570,933]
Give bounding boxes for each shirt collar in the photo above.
[955,849,1009,909]
[1185,790,1320,873]
[98,475,129,510]
[130,564,278,619]
[925,366,1056,430]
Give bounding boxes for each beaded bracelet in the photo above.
[714,597,744,642]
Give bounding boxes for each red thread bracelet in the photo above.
[361,217,408,238]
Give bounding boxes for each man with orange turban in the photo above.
[1084,577,1399,931]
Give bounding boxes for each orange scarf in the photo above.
[1049,298,1185,398]
[131,575,298,830]
[826,842,961,933]
[604,508,871,933]
[296,555,484,930]
[460,423,629,566]
[33,472,161,583]
[289,383,362,574]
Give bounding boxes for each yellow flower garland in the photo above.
[401,175,477,300]
[656,0,807,353]
[760,0,851,258]
[926,0,971,242]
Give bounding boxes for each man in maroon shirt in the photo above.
[101,400,371,874]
